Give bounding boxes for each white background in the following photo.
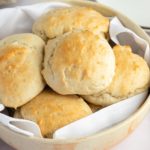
[98,0,150,27]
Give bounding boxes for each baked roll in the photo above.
[83,45,150,106]
[0,33,45,108]
[42,30,115,95]
[32,7,109,41]
[14,89,92,138]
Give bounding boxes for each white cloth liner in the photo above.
[53,91,148,139]
[0,104,4,111]
[0,2,149,139]
[0,2,70,39]
[110,17,150,66]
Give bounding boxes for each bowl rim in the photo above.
[0,0,150,145]
[15,95,150,144]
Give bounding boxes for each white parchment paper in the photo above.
[0,2,149,139]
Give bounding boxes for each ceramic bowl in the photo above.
[0,0,150,150]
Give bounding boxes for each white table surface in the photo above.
[0,0,150,150]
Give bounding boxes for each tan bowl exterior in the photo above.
[0,0,150,150]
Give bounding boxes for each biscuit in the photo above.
[14,109,22,118]
[83,45,150,106]
[87,102,102,112]
[0,33,45,108]
[15,89,92,138]
[42,30,115,95]
[32,7,109,41]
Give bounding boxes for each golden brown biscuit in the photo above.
[14,109,22,118]
[32,7,109,41]
[87,102,102,113]
[0,33,45,108]
[42,30,115,95]
[15,89,92,138]
[83,45,150,106]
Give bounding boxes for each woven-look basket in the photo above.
[0,0,150,150]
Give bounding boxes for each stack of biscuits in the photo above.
[0,7,149,138]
